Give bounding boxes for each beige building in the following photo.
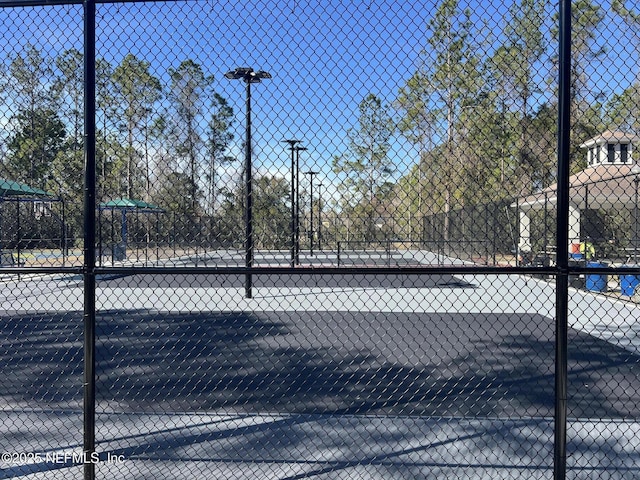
[515,130,640,261]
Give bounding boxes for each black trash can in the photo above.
[568,258,584,289]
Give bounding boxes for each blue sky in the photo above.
[93,0,435,178]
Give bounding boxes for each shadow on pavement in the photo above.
[0,309,639,417]
[2,308,640,478]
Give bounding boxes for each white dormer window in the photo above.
[581,131,638,167]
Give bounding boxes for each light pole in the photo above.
[317,182,323,251]
[282,139,301,267]
[225,67,271,298]
[633,165,640,263]
[305,170,318,256]
[294,146,307,264]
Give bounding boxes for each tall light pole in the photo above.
[294,146,307,264]
[283,139,301,267]
[225,67,271,298]
[305,170,318,256]
[317,182,323,252]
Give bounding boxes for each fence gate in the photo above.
[1,0,640,479]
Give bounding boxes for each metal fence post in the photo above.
[554,0,571,478]
[83,0,97,477]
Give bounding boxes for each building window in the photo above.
[621,143,629,163]
[608,143,615,163]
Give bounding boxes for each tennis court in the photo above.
[1,249,639,479]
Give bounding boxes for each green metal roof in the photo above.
[99,198,163,211]
[0,178,55,198]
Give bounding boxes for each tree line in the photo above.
[0,45,246,245]
[1,0,638,250]
[333,0,639,245]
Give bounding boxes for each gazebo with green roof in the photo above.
[0,178,56,199]
[98,198,164,263]
[0,179,62,266]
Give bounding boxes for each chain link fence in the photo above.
[1,0,640,479]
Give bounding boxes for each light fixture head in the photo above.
[225,67,272,83]
[224,67,251,79]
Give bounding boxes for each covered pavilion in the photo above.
[98,198,164,263]
[514,131,640,264]
[0,178,63,266]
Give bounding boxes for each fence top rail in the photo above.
[0,0,179,7]
[92,265,560,276]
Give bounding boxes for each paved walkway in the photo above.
[1,411,639,479]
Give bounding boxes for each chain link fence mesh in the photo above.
[0,0,639,478]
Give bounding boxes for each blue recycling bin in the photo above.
[585,261,607,292]
[620,266,640,296]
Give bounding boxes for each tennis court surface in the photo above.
[1,257,639,478]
